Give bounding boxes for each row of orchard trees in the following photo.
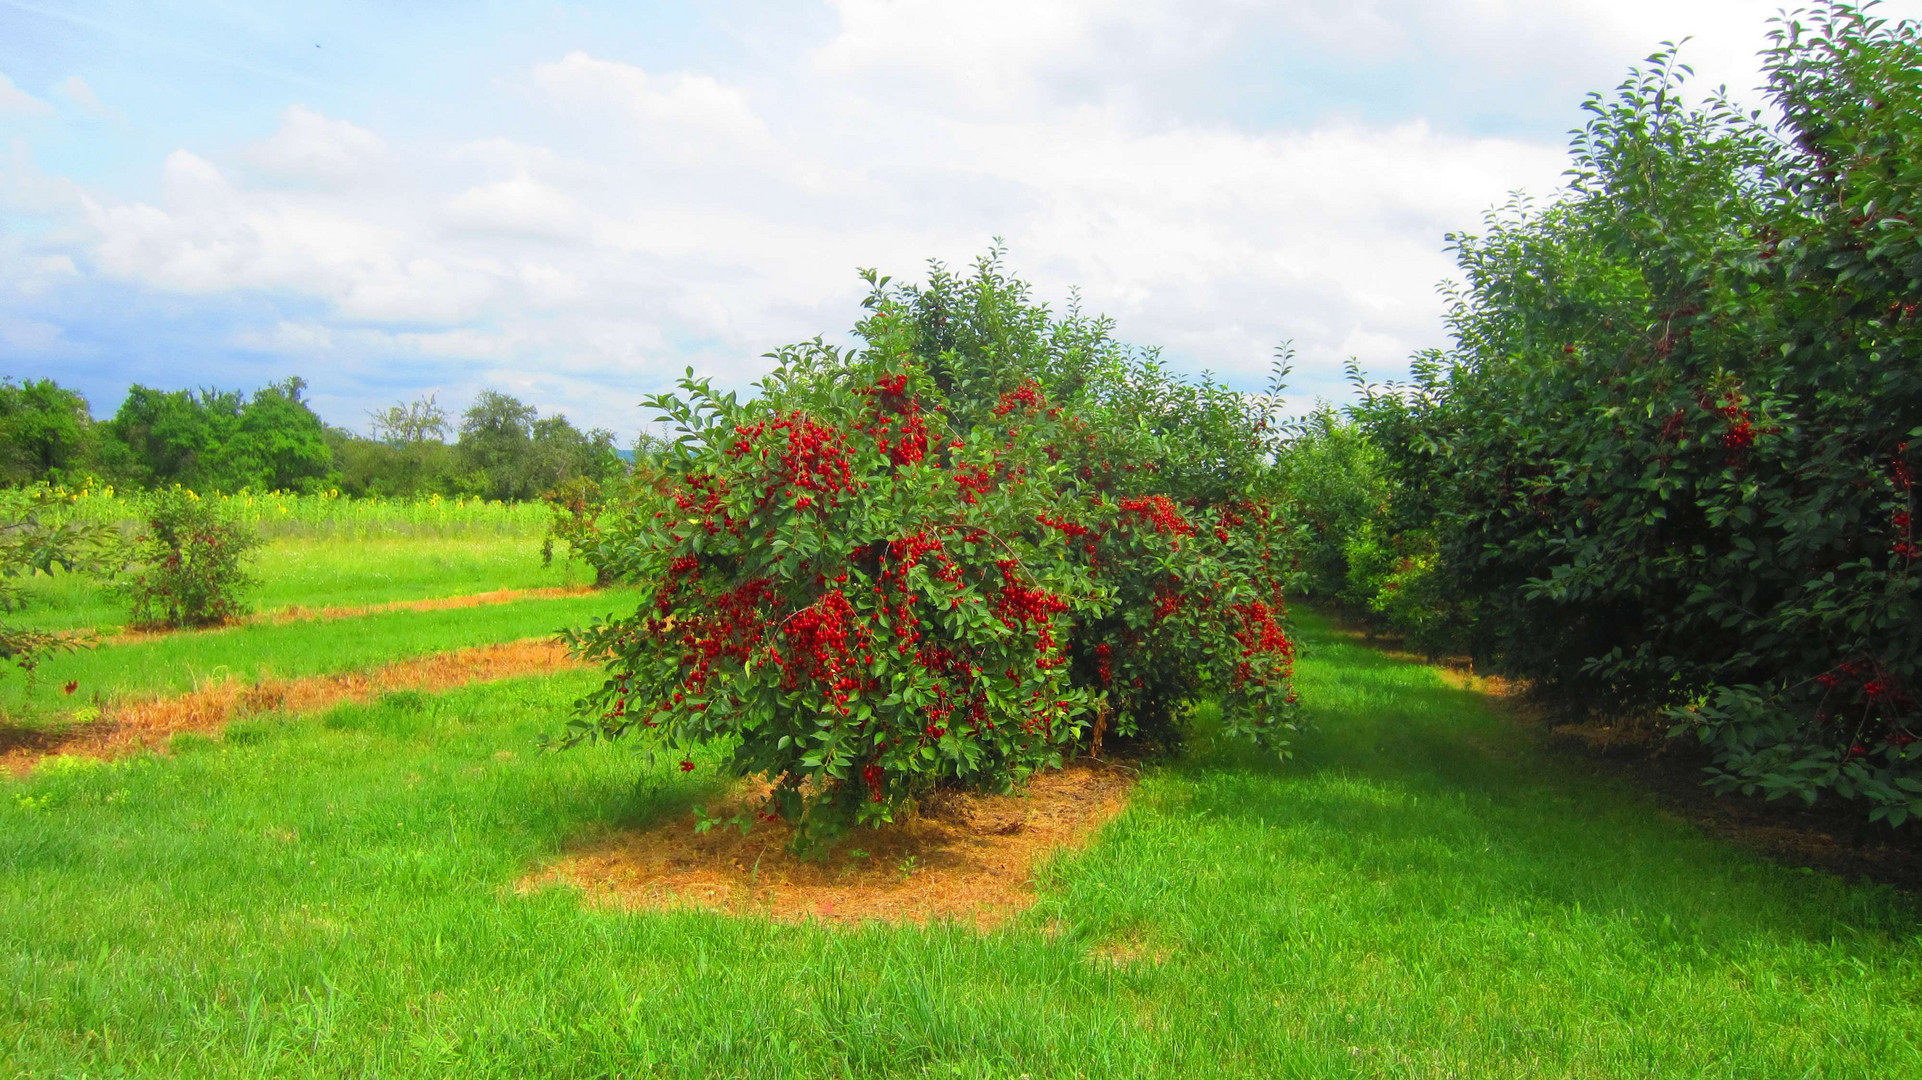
[0,376,627,501]
[556,255,1302,849]
[1283,1,1922,826]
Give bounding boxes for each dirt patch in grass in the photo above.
[524,759,1137,928]
[261,586,596,624]
[1088,933,1173,968]
[1,638,582,774]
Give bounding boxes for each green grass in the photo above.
[12,536,597,634]
[1,613,1917,1077]
[3,589,634,724]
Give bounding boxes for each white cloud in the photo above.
[335,257,504,324]
[2,254,80,300]
[232,320,334,353]
[810,0,1813,129]
[83,148,503,323]
[814,0,1124,112]
[18,0,1902,436]
[0,73,51,116]
[249,105,387,185]
[54,76,119,121]
[0,315,65,352]
[518,262,579,305]
[30,255,78,277]
[532,53,776,164]
[859,112,1564,381]
[445,174,585,240]
[395,327,523,360]
[1,141,82,215]
[57,40,1566,424]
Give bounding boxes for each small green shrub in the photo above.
[116,487,262,629]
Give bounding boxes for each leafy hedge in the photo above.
[561,255,1300,848]
[1327,1,1922,824]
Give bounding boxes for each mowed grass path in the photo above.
[1,613,1917,1077]
[13,536,597,634]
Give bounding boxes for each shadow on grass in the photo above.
[1166,613,1922,951]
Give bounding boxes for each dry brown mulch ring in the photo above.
[1,638,582,775]
[523,760,1137,928]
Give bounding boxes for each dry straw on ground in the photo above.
[104,586,595,642]
[523,760,1137,928]
[261,586,595,624]
[1,638,582,774]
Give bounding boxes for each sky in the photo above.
[2,0,1916,442]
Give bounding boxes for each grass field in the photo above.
[12,536,598,634]
[2,589,631,724]
[2,611,1915,1078]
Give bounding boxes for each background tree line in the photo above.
[0,376,632,500]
